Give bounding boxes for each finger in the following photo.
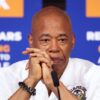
[26,48,42,54]
[22,48,37,54]
[23,48,53,67]
[28,55,52,68]
[29,49,53,65]
[31,50,53,66]
[28,53,52,67]
[29,53,43,58]
[29,53,52,65]
[38,57,52,68]
[42,63,53,87]
[23,48,51,61]
[22,49,32,54]
[42,51,52,62]
[42,63,50,78]
[25,62,30,70]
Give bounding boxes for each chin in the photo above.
[52,63,65,69]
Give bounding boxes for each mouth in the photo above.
[51,57,64,65]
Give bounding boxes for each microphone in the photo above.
[51,70,61,100]
[51,70,59,87]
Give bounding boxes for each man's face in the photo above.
[29,15,75,68]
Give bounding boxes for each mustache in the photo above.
[51,57,64,61]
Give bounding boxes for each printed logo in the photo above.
[71,86,86,100]
[0,0,24,17]
[86,0,100,17]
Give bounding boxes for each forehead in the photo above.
[32,11,72,38]
[32,16,72,37]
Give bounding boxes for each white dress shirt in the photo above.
[0,58,100,100]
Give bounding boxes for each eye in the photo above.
[60,38,66,41]
[40,38,50,42]
[39,38,51,45]
[58,38,68,43]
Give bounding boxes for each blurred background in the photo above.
[0,0,100,67]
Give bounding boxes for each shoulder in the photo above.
[69,58,95,66]
[68,58,97,80]
[69,58,96,70]
[61,58,96,84]
[0,59,28,79]
[9,59,28,71]
[70,58,100,79]
[0,60,28,72]
[0,60,28,99]
[84,65,100,83]
[83,65,100,99]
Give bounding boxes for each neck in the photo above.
[54,66,65,78]
[53,60,68,79]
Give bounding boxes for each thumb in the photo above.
[42,63,50,77]
[42,63,53,88]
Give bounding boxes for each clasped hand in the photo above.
[22,48,54,90]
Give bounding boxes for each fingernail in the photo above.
[26,48,29,50]
[22,51,25,54]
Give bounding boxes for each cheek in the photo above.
[38,45,50,51]
[33,37,50,50]
[34,42,49,51]
[60,45,72,57]
[32,39,42,48]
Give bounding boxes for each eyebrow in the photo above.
[39,34,51,38]
[58,34,68,37]
[58,33,69,38]
[39,33,69,38]
[40,34,50,36]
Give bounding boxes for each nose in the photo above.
[49,39,60,53]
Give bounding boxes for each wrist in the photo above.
[28,74,41,82]
[24,77,39,88]
[18,82,36,96]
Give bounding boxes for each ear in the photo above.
[71,33,75,49]
[28,34,34,47]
